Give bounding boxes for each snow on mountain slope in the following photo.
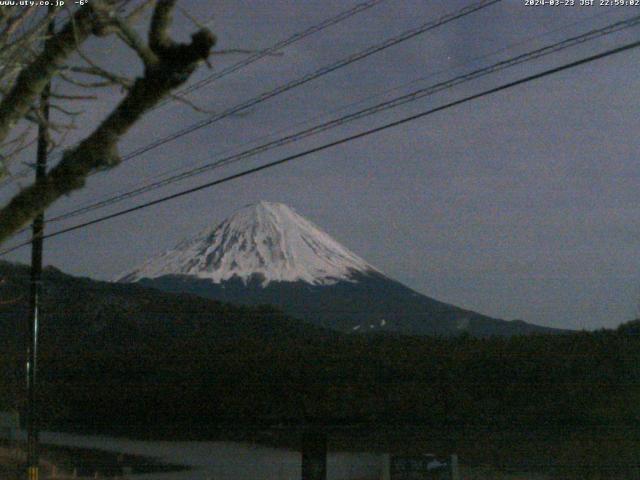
[118,202,378,286]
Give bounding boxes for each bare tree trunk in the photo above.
[0,0,215,245]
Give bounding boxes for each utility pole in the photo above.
[301,428,327,480]
[26,8,54,480]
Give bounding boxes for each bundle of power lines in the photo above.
[1,0,639,256]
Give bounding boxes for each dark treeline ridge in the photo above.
[1,261,639,477]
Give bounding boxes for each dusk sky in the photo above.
[2,0,640,330]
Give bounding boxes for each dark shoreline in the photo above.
[35,423,640,478]
[4,424,639,479]
[0,439,188,479]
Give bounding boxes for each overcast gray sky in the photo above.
[2,0,640,330]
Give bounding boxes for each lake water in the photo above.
[37,431,382,480]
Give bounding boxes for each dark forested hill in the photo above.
[0,261,638,451]
[134,271,566,336]
[0,261,332,432]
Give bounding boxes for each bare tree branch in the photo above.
[50,92,98,101]
[74,47,134,89]
[50,104,84,117]
[166,92,215,114]
[0,6,38,45]
[0,3,106,148]
[149,0,176,54]
[126,0,157,23]
[0,0,215,244]
[61,67,132,89]
[113,16,158,66]
[58,71,119,89]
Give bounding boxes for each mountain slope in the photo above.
[134,271,560,336]
[120,202,565,337]
[119,201,377,286]
[0,260,329,355]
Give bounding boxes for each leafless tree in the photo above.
[0,0,216,245]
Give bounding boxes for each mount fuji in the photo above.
[118,201,563,336]
[119,201,378,287]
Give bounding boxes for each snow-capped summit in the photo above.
[118,201,378,286]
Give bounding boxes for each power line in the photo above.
[2,37,638,256]
[0,0,388,190]
[35,13,640,227]
[156,0,388,108]
[0,0,499,191]
[58,5,625,218]
[116,0,500,164]
[1,0,503,239]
